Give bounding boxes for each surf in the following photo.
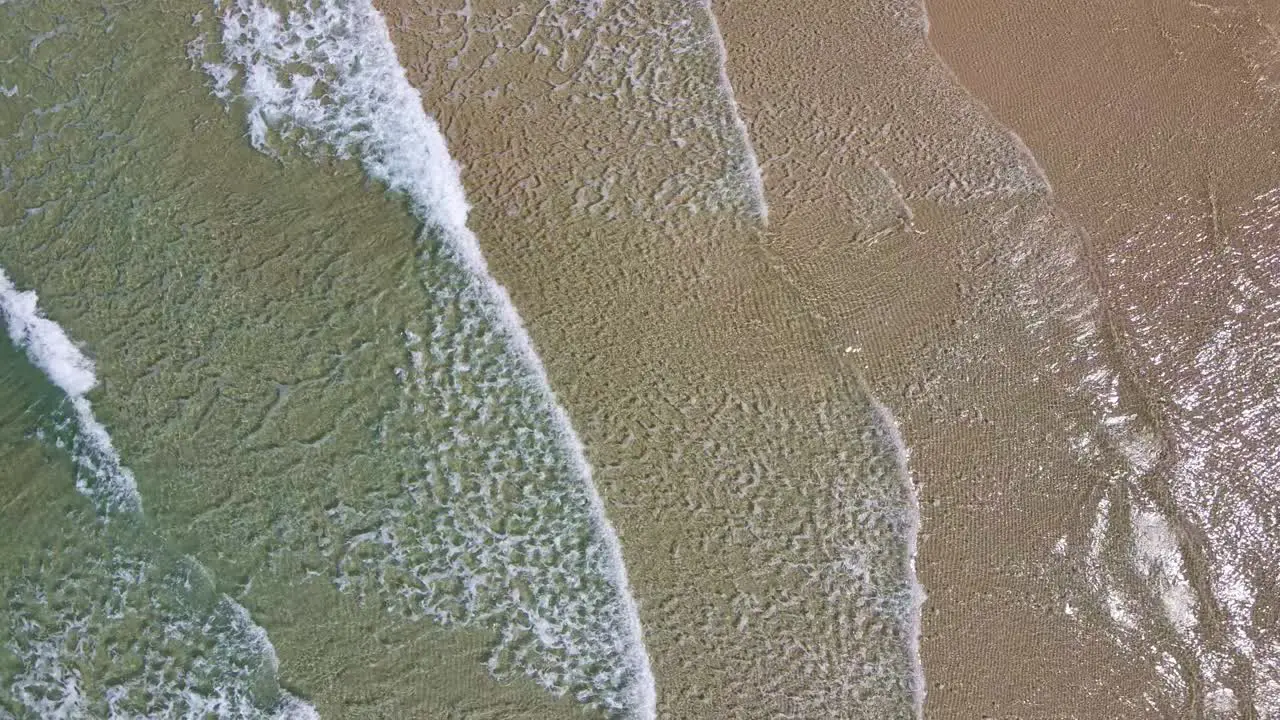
[0,263,317,720]
[701,0,769,223]
[0,266,140,515]
[199,0,657,715]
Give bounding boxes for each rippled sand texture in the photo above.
[697,0,1220,716]
[927,0,1280,715]
[375,0,928,715]
[374,0,1198,715]
[198,0,663,712]
[5,0,1275,714]
[382,0,767,221]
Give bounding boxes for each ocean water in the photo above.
[1,272,315,718]
[1,0,651,714]
[1,0,923,717]
[10,0,1278,714]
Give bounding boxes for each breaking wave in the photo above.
[197,0,656,714]
[0,265,316,720]
[0,266,140,516]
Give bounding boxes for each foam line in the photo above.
[913,0,1053,197]
[868,396,927,719]
[703,0,769,223]
[0,265,141,514]
[0,268,96,397]
[203,0,656,714]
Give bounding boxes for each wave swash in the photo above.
[0,265,317,720]
[198,0,656,715]
[1,267,140,516]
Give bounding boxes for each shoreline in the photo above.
[923,0,1280,713]
[709,0,1180,714]
[373,0,933,714]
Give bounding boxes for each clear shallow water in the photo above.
[2,0,656,714]
[992,191,1280,716]
[0,0,923,717]
[199,0,656,711]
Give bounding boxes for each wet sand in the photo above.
[371,0,1185,715]
[375,0,931,715]
[4,0,1275,712]
[926,0,1280,713]
[709,0,1179,715]
[925,0,1280,217]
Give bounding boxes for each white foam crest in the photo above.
[0,267,97,397]
[205,0,476,266]
[0,265,141,514]
[65,396,142,514]
[218,597,321,720]
[202,0,655,715]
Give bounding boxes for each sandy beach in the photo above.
[254,0,1280,713]
[707,0,1190,714]
[374,0,934,715]
[3,0,1276,714]
[926,0,1280,714]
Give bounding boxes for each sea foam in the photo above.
[0,265,140,515]
[701,0,768,222]
[866,392,926,719]
[200,0,656,715]
[4,537,319,720]
[1,266,315,719]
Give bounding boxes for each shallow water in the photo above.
[1,0,651,714]
[1,0,943,716]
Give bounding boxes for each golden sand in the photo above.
[926,0,1280,714]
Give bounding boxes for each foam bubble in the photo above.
[204,0,472,257]
[0,265,141,514]
[1,266,313,717]
[200,0,655,714]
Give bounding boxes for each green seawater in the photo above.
[1,0,931,714]
[0,0,617,715]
